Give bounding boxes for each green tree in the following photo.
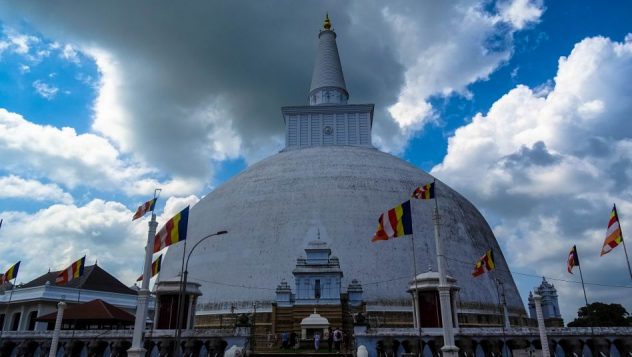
[568,302,632,327]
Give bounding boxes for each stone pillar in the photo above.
[48,301,66,357]
[433,207,459,357]
[588,338,611,357]
[533,294,549,357]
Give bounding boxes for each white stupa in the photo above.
[160,14,527,323]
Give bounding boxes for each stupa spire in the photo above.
[309,14,349,105]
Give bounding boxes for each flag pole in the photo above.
[431,179,458,357]
[575,246,592,335]
[174,238,188,357]
[128,191,160,357]
[409,200,422,356]
[615,205,632,280]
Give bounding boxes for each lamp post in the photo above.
[173,230,228,356]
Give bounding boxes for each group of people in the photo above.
[313,327,344,353]
[280,331,298,350]
[280,327,344,353]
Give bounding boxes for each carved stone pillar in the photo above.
[558,338,582,356]
[587,338,611,357]
[455,337,475,356]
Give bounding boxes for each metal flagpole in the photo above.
[128,190,160,357]
[615,205,632,280]
[431,179,459,357]
[409,200,423,356]
[575,246,593,335]
[174,238,188,357]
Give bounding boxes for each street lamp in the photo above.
[173,230,228,356]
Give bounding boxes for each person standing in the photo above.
[290,331,298,350]
[328,330,334,352]
[333,327,343,353]
[281,331,289,349]
[314,332,321,352]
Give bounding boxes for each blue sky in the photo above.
[0,0,631,323]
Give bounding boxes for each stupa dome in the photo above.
[160,145,525,316]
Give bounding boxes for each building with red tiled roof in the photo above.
[37,299,135,330]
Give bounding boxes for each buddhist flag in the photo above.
[1,261,20,284]
[137,254,162,281]
[153,206,189,253]
[372,200,413,242]
[412,182,435,200]
[601,204,623,256]
[133,198,157,221]
[472,249,495,277]
[567,245,580,274]
[56,256,86,284]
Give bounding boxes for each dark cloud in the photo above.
[0,1,404,178]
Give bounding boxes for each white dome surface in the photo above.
[160,145,525,313]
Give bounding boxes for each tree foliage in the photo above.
[568,302,632,327]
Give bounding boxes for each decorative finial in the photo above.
[323,13,331,30]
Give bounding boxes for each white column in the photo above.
[533,293,550,357]
[48,301,66,357]
[128,214,158,357]
[503,303,510,329]
[153,297,161,329]
[411,292,419,329]
[186,296,195,329]
[434,209,459,356]
[451,291,459,329]
[18,305,25,331]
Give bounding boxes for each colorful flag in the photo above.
[372,201,413,242]
[153,206,189,253]
[1,261,20,284]
[133,198,157,221]
[567,245,580,274]
[56,256,86,284]
[412,182,435,200]
[137,254,162,281]
[472,249,495,277]
[601,204,623,256]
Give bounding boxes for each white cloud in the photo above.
[432,35,632,321]
[61,43,80,64]
[0,40,9,55]
[0,175,73,203]
[0,108,204,197]
[0,200,142,285]
[0,195,201,286]
[377,0,543,153]
[5,28,37,54]
[18,64,30,73]
[497,0,543,30]
[32,79,59,99]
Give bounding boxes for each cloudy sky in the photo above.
[0,0,631,323]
